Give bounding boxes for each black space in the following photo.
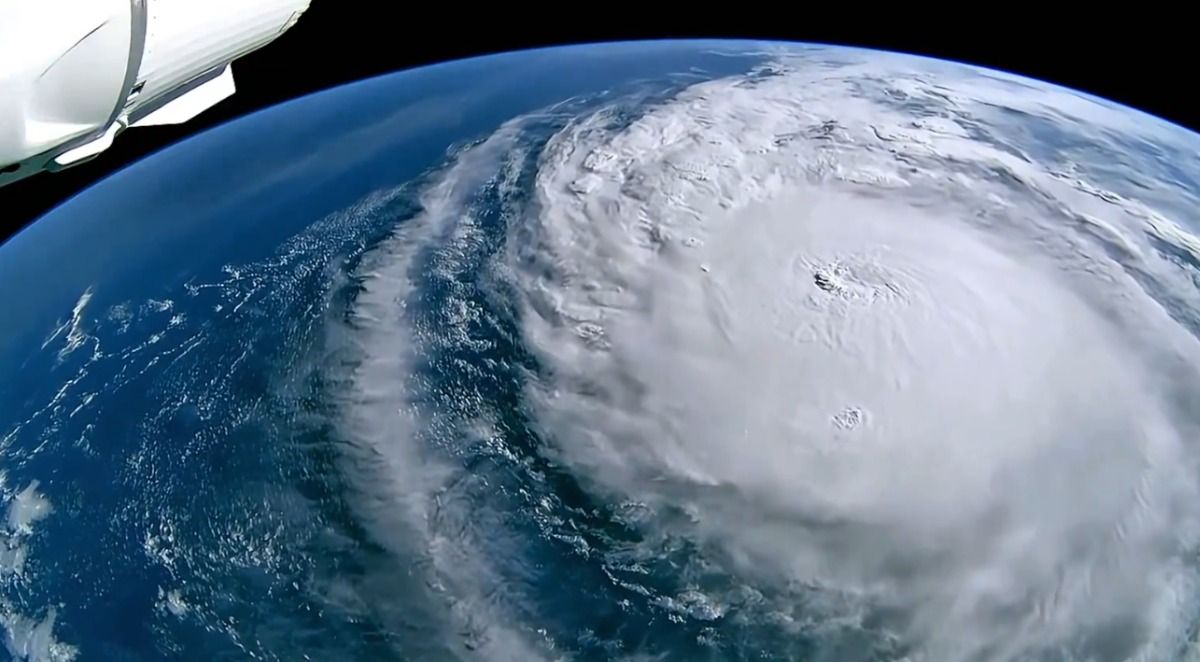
[1,10,1194,246]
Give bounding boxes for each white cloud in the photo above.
[0,483,76,661]
[502,50,1200,660]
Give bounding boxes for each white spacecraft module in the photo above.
[0,0,311,188]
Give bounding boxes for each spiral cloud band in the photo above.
[325,47,1200,660]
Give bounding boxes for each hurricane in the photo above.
[4,42,1200,661]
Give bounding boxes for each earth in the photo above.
[3,40,1200,662]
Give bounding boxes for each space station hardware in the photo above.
[0,0,310,188]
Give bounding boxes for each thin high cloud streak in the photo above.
[506,51,1200,660]
[329,124,557,660]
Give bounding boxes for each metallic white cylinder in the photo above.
[124,0,311,124]
[0,0,311,187]
[0,0,133,166]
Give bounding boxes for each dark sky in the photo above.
[1,9,1194,246]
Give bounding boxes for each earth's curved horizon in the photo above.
[4,39,1200,661]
